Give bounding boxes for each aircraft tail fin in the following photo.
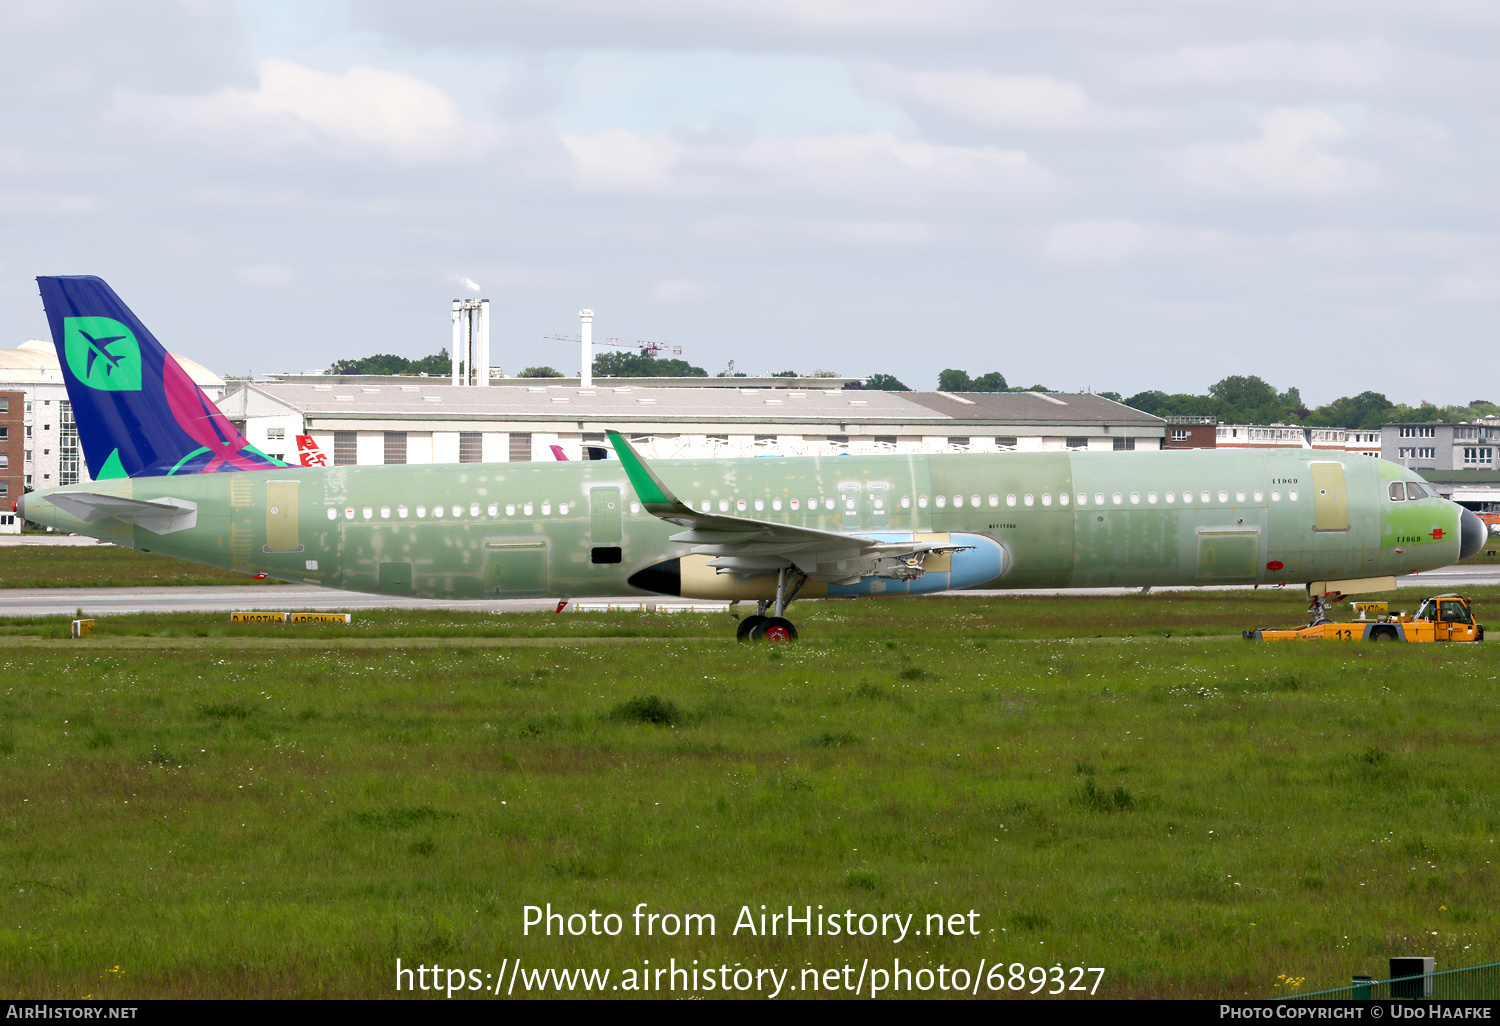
[35,275,286,479]
[296,435,328,467]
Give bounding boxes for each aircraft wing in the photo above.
[46,492,198,536]
[606,430,969,583]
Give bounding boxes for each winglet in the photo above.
[606,430,694,515]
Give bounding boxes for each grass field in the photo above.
[1,589,1498,1000]
[0,544,282,588]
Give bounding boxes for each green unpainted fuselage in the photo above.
[22,449,1464,599]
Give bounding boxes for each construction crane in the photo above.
[543,334,682,359]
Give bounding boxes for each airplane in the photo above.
[17,275,1486,641]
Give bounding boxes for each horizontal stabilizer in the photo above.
[47,492,198,536]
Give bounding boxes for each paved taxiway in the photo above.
[0,566,1496,617]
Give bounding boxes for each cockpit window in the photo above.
[1406,482,1429,500]
[1389,482,1406,501]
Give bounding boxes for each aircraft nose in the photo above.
[1458,505,1486,560]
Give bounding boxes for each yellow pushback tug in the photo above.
[1245,594,1484,643]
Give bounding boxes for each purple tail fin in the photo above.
[36,275,285,479]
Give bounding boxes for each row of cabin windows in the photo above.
[329,498,646,522]
[328,486,1301,523]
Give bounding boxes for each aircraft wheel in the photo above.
[736,615,767,642]
[751,617,798,643]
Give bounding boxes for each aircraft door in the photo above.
[590,487,623,544]
[378,562,412,593]
[483,541,549,596]
[264,480,303,553]
[1309,462,1349,532]
[866,481,890,527]
[1195,526,1261,582]
[838,481,862,529]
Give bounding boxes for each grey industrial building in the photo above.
[218,380,1168,465]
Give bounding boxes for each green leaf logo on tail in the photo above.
[63,316,143,391]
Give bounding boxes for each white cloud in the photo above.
[1044,220,1151,264]
[1042,220,1230,265]
[1176,108,1376,196]
[696,215,935,248]
[1136,40,1383,91]
[1437,270,1500,301]
[870,68,1113,132]
[738,132,1037,200]
[237,264,294,287]
[561,128,1039,204]
[650,278,709,304]
[0,191,103,215]
[563,130,683,192]
[114,59,496,164]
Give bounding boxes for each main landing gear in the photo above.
[736,567,805,643]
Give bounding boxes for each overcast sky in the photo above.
[2,0,1497,403]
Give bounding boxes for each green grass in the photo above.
[0,544,283,588]
[1,590,1498,999]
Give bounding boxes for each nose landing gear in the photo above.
[736,567,806,642]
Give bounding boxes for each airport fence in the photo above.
[1281,961,1500,1001]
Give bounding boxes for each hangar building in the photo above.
[218,380,1167,465]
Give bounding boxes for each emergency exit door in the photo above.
[1309,462,1349,532]
[264,480,303,552]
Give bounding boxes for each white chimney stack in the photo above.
[477,298,490,387]
[450,300,462,386]
[579,308,594,388]
[450,298,491,386]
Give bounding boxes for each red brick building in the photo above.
[1162,416,1216,449]
[0,390,21,519]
